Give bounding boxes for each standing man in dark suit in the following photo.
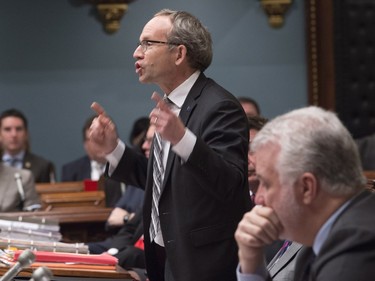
[89,9,251,281]
[235,106,375,281]
[0,108,55,183]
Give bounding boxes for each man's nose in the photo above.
[254,186,265,205]
[133,45,143,58]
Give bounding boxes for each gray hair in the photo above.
[154,9,213,72]
[251,106,366,196]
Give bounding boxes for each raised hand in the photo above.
[149,92,185,145]
[89,102,119,155]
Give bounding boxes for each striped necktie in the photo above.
[149,131,164,241]
[149,96,177,241]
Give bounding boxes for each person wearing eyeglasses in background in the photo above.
[89,9,251,281]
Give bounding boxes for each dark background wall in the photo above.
[0,0,307,180]
[333,0,375,139]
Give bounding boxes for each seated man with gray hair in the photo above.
[236,106,375,281]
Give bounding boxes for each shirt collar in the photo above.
[91,160,104,170]
[2,151,25,162]
[166,70,200,109]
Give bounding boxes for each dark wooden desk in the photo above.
[1,208,113,243]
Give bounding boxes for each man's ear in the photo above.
[175,45,187,66]
[298,172,318,205]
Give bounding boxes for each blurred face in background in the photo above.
[241,102,259,117]
[0,116,28,155]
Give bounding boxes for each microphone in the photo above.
[0,249,35,281]
[29,266,53,281]
[14,172,25,201]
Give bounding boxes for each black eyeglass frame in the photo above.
[137,40,179,52]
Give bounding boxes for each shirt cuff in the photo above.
[172,128,196,162]
[105,140,125,175]
[236,264,267,281]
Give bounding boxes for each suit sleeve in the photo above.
[109,211,143,251]
[110,149,148,190]
[314,227,375,281]
[185,99,249,202]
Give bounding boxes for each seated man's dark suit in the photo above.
[293,190,375,281]
[110,210,145,269]
[356,133,375,170]
[23,151,55,183]
[87,205,145,259]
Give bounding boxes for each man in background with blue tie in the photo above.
[0,108,55,183]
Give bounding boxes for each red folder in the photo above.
[14,251,117,265]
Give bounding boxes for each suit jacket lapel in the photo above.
[22,151,32,169]
[160,73,208,194]
[293,246,314,281]
[268,242,303,278]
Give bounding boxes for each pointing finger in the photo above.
[91,102,107,116]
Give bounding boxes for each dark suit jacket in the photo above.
[356,133,375,170]
[111,73,252,281]
[294,190,375,281]
[62,155,129,208]
[110,210,144,250]
[111,211,146,279]
[61,155,92,182]
[23,151,55,183]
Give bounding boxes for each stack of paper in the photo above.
[0,237,89,254]
[0,216,60,242]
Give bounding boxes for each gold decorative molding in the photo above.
[260,0,293,28]
[306,0,335,110]
[96,3,128,34]
[74,0,136,34]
